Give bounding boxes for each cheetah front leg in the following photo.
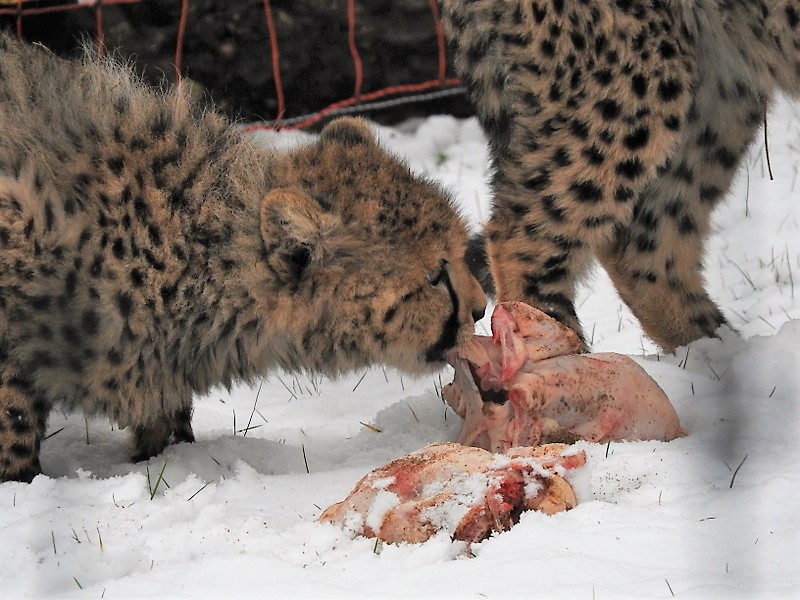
[0,368,49,483]
[485,88,689,347]
[485,179,593,343]
[471,5,697,346]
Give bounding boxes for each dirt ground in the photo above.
[3,0,472,125]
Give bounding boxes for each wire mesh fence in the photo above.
[0,0,466,129]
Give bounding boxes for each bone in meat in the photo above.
[444,302,685,453]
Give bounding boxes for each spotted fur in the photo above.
[441,0,800,350]
[0,34,486,482]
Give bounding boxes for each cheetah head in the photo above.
[259,118,486,375]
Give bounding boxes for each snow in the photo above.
[364,490,401,535]
[419,470,486,533]
[3,96,800,599]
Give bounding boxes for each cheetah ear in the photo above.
[260,188,335,286]
[319,117,376,146]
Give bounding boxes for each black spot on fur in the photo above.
[525,170,551,191]
[107,349,123,365]
[160,284,178,305]
[631,74,648,97]
[593,69,613,86]
[664,115,681,130]
[43,201,55,232]
[65,270,77,296]
[658,78,683,101]
[699,185,722,202]
[29,295,51,311]
[150,110,171,138]
[582,145,605,165]
[714,147,739,169]
[616,158,645,179]
[61,325,82,346]
[9,443,33,458]
[82,310,100,335]
[595,98,621,120]
[117,292,133,318]
[786,5,799,28]
[148,225,162,246]
[112,238,126,260]
[623,127,650,150]
[569,119,590,140]
[130,269,145,287]
[570,180,603,203]
[107,156,125,176]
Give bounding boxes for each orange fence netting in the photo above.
[1,0,465,130]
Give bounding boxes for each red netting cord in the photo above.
[347,0,363,99]
[240,77,462,134]
[95,0,105,58]
[2,0,460,134]
[15,0,22,40]
[241,4,461,133]
[427,0,448,82]
[262,0,285,123]
[174,0,190,84]
[0,1,143,18]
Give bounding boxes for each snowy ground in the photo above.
[3,98,800,599]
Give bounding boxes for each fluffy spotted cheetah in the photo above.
[0,34,486,482]
[441,0,799,350]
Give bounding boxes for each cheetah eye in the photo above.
[426,260,449,287]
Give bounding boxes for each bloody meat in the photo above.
[319,442,585,543]
[444,302,685,453]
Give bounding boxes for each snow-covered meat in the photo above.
[319,442,586,544]
[444,302,685,453]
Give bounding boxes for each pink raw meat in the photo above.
[444,302,685,453]
[319,442,586,543]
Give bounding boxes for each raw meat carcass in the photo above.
[444,302,685,453]
[319,442,586,544]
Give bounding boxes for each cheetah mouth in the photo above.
[424,311,460,364]
[424,263,462,364]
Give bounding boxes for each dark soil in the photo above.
[2,0,473,126]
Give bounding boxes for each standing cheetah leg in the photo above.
[0,368,48,482]
[131,404,194,463]
[597,84,766,350]
[597,181,728,351]
[449,3,696,344]
[485,77,691,345]
[485,183,593,341]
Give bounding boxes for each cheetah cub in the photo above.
[441,0,800,350]
[0,34,486,482]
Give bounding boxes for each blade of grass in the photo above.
[301,444,310,474]
[243,380,264,438]
[729,454,748,489]
[352,370,368,392]
[149,459,169,500]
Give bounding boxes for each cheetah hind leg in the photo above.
[0,374,48,482]
[131,404,195,463]
[597,210,729,352]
